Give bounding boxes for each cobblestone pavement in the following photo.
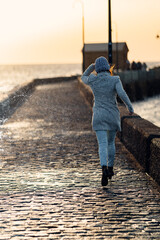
[0,80,160,240]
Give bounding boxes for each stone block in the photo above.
[150,138,160,185]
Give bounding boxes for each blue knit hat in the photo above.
[95,56,110,73]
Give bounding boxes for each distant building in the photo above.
[83,42,129,71]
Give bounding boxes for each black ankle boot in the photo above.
[108,167,114,179]
[101,166,108,186]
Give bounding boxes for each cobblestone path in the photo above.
[0,80,160,239]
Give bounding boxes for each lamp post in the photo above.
[81,1,85,72]
[108,0,112,65]
[113,22,118,72]
[75,0,85,72]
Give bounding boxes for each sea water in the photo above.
[132,95,160,127]
[0,64,81,97]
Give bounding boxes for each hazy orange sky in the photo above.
[0,0,160,64]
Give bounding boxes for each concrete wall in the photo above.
[78,77,160,185]
[118,68,160,101]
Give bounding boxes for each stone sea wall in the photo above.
[78,77,160,185]
[118,68,160,101]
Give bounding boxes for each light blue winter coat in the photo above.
[81,64,134,131]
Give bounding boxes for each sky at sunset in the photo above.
[0,0,160,64]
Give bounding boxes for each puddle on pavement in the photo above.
[0,168,99,193]
[1,121,32,129]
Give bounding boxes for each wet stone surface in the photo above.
[0,80,160,239]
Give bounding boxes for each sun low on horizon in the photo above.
[0,0,160,65]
